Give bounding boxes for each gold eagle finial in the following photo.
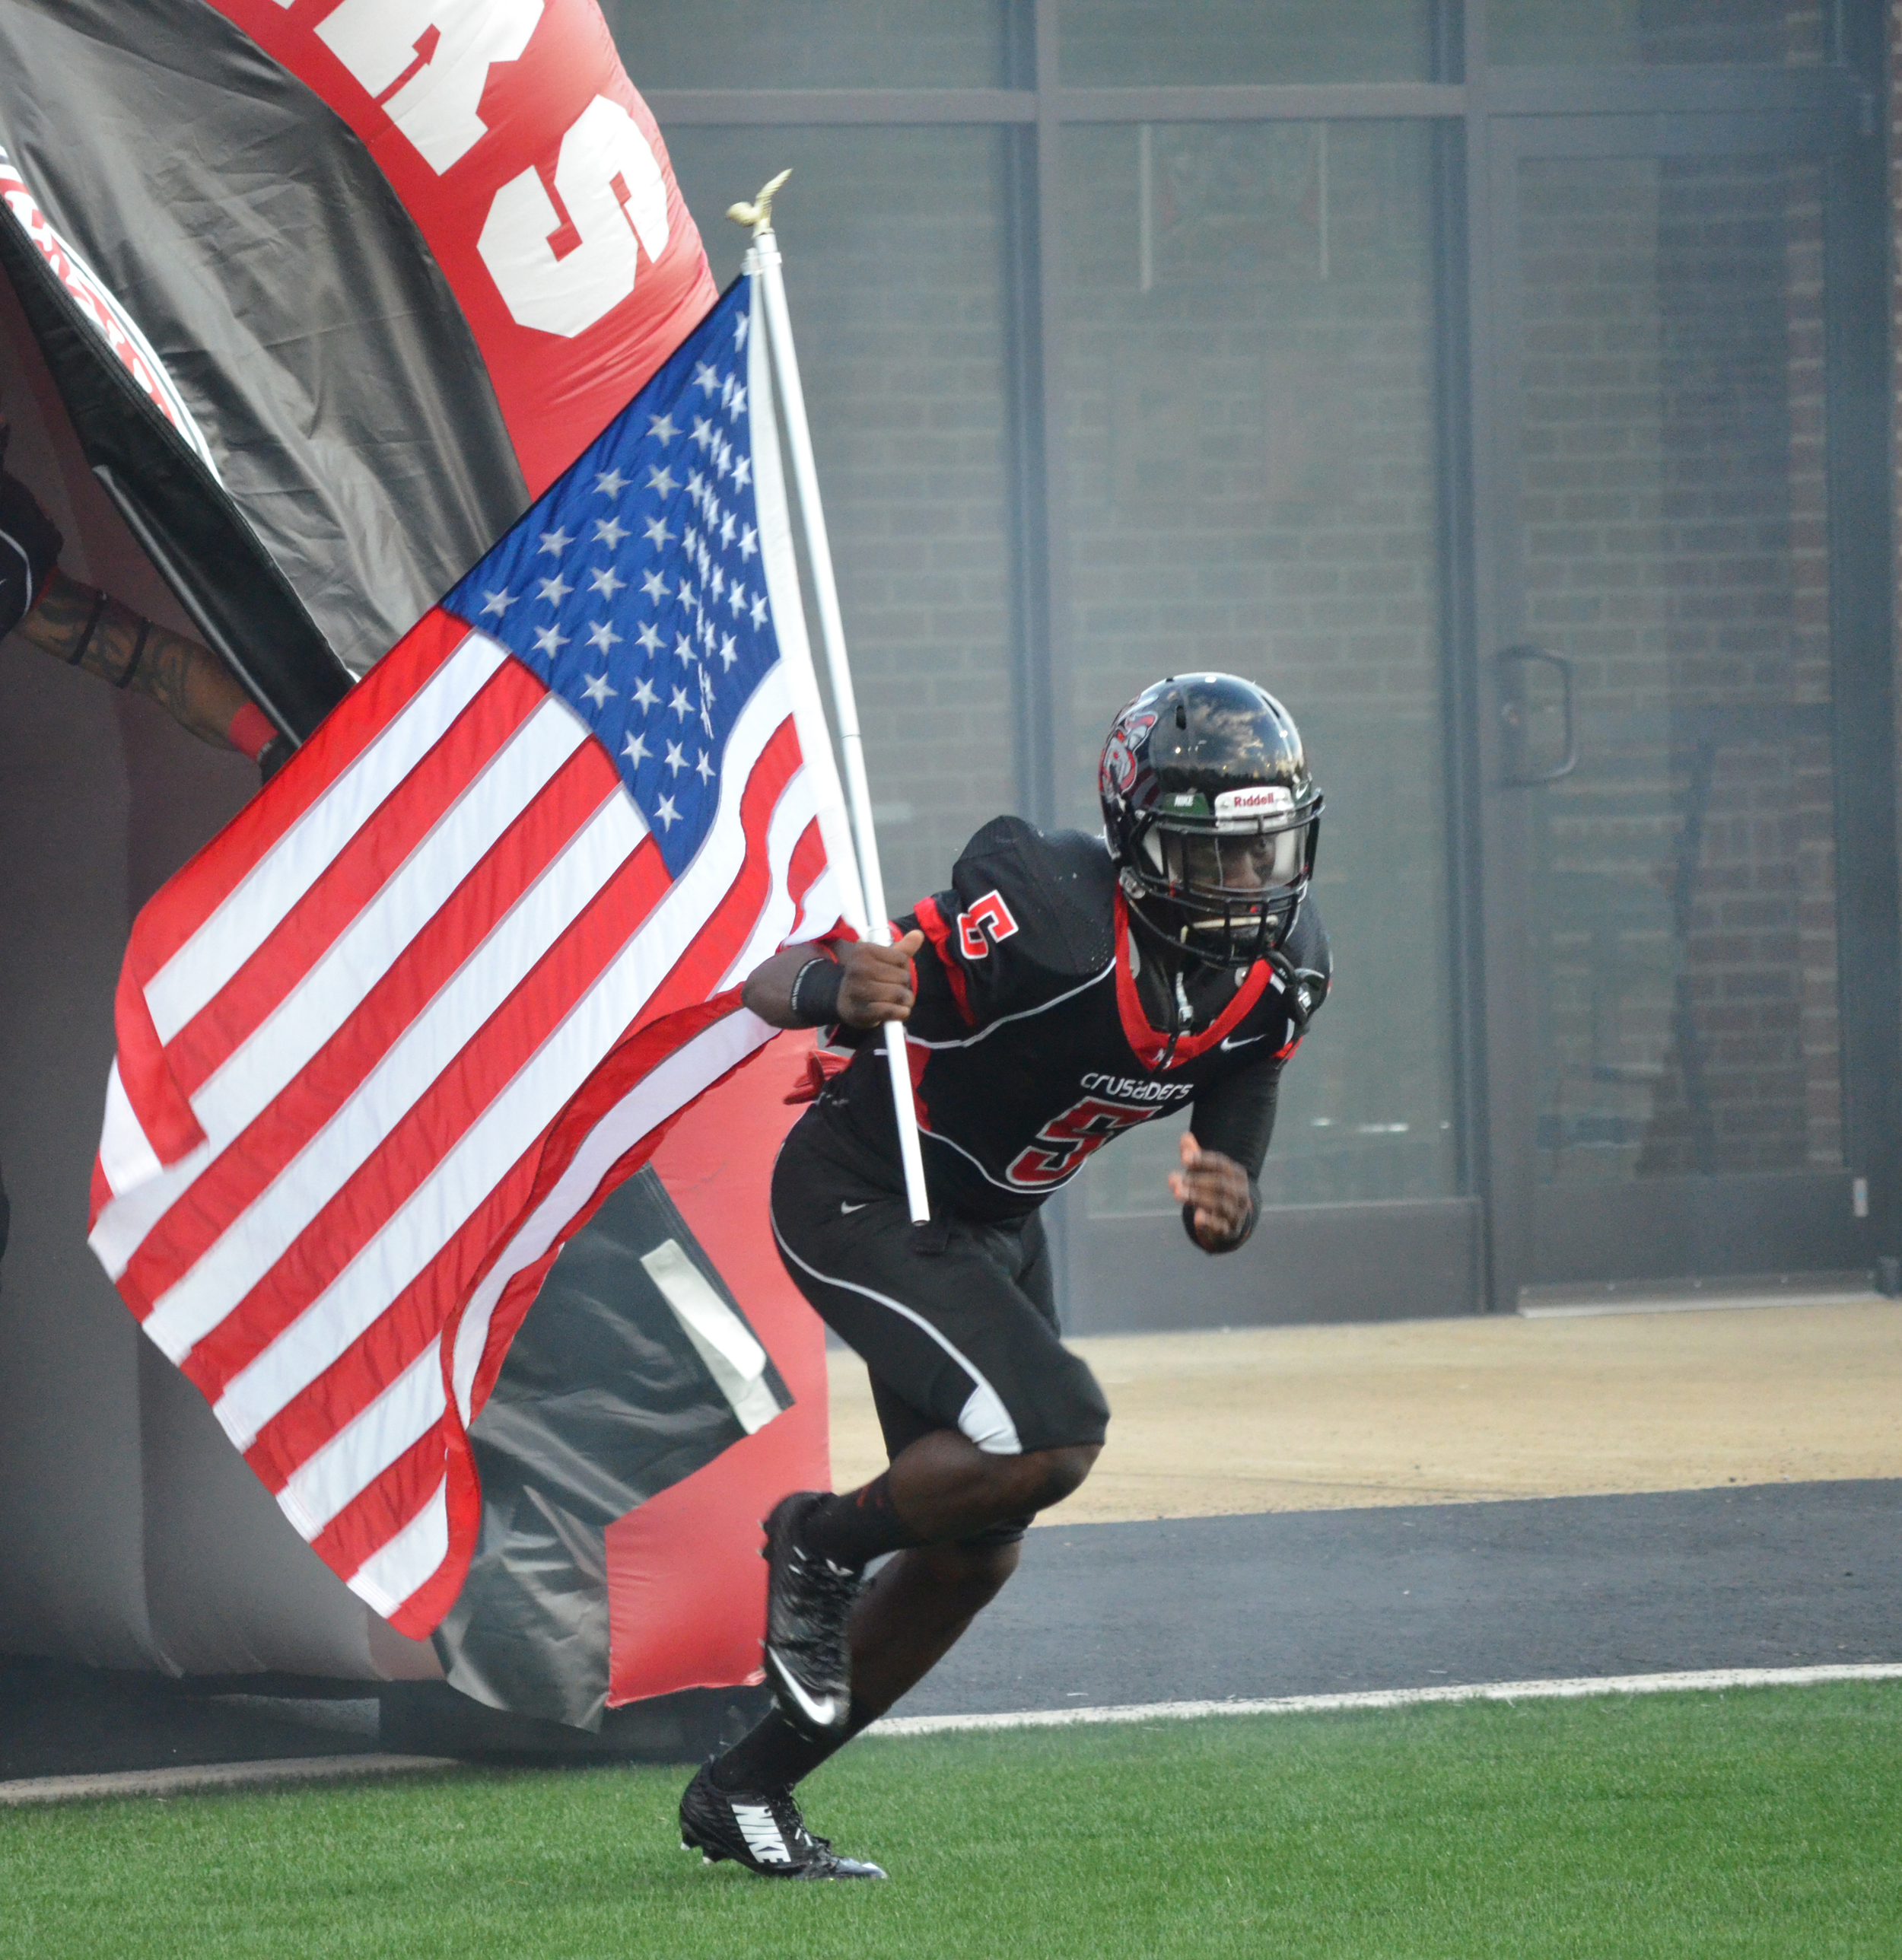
[727,170,793,236]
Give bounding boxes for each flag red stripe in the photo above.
[124,611,472,976]
[390,1446,481,1639]
[110,954,205,1175]
[305,1410,454,1579]
[122,740,634,1318]
[162,658,549,1101]
[785,816,827,918]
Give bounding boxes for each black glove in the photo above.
[0,431,62,638]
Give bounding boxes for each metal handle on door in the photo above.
[1496,645,1578,786]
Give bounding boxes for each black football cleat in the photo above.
[761,1491,860,1736]
[679,1765,886,1879]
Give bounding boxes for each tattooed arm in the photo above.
[2,421,285,771]
[14,567,255,752]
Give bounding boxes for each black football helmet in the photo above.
[1099,673,1322,966]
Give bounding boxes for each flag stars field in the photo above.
[445,287,781,879]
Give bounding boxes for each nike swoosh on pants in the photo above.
[768,1650,840,1729]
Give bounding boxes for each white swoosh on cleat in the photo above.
[769,1653,841,1729]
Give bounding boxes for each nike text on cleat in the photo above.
[679,1766,886,1879]
[761,1491,860,1736]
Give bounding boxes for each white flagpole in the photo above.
[733,176,931,1224]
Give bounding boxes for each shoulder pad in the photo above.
[947,817,1116,982]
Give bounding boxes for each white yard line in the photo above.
[6,1665,1898,1803]
[866,1663,1902,1738]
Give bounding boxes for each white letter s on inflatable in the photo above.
[478,96,670,338]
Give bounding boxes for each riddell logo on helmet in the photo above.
[1214,785,1293,818]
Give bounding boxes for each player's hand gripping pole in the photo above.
[733,173,931,1224]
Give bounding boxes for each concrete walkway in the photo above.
[830,1297,1902,1519]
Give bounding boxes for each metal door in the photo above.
[1473,104,1897,1302]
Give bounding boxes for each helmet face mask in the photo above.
[1100,674,1322,968]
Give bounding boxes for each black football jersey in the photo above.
[810,816,1330,1223]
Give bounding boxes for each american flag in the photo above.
[85,278,860,1637]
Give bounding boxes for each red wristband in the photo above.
[227,702,276,762]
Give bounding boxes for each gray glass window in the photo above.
[1061,122,1460,1215]
[1058,1,1440,85]
[1489,0,1830,67]
[604,0,1012,90]
[663,126,1023,911]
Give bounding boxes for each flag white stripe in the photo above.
[191,699,593,1143]
[144,632,505,1043]
[145,785,647,1367]
[449,1006,778,1420]
[212,679,794,1444]
[98,1061,163,1199]
[715,764,819,990]
[90,1141,215,1282]
[278,1337,445,1540]
[789,866,845,947]
[346,1475,448,1618]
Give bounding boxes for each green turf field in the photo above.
[5,1684,1899,1958]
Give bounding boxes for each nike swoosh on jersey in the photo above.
[840,1199,868,1213]
[767,1653,841,1730]
[1220,1031,1273,1052]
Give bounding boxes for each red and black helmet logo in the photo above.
[1101,708,1158,800]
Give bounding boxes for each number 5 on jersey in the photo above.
[1006,1095,1153,1188]
[956,889,1019,960]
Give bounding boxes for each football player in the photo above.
[679,672,1329,1879]
[1,424,291,778]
